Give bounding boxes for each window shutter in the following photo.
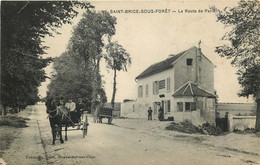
[138,86,143,98]
[146,84,148,97]
[167,78,170,91]
[158,80,165,89]
[153,82,155,95]
[138,86,139,97]
[167,100,171,112]
[138,86,140,97]
[156,81,159,94]
[177,102,183,112]
[141,86,143,97]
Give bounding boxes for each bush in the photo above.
[166,121,223,136]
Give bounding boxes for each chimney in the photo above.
[197,40,202,61]
[195,40,202,85]
[167,54,175,59]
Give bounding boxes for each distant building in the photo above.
[121,43,217,125]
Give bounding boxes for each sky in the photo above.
[38,1,254,103]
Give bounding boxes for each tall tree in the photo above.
[69,10,117,113]
[47,51,107,110]
[212,0,260,131]
[1,1,92,115]
[105,41,131,109]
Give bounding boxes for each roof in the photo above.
[135,46,216,80]
[135,48,189,79]
[172,82,216,98]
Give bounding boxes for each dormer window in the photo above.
[186,59,193,66]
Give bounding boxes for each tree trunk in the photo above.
[91,74,97,115]
[255,98,260,132]
[91,58,101,114]
[111,69,117,110]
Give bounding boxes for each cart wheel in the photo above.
[83,113,88,138]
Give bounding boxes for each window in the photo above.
[177,102,183,112]
[186,59,193,66]
[185,102,191,111]
[166,100,171,112]
[138,86,143,98]
[158,80,165,89]
[153,81,159,95]
[145,84,148,97]
[185,102,196,111]
[207,99,214,109]
[191,102,196,111]
[167,77,170,92]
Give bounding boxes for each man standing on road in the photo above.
[147,107,153,120]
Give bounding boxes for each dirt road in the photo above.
[2,105,260,165]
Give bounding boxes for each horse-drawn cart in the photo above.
[98,107,113,124]
[47,99,90,145]
[63,110,89,138]
[50,105,89,145]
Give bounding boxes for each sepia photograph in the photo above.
[0,1,259,165]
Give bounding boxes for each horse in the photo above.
[47,99,83,143]
[57,105,74,141]
[46,99,64,145]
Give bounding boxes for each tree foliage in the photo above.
[212,0,260,98]
[69,10,117,113]
[212,0,260,131]
[48,10,116,112]
[47,51,107,108]
[105,41,131,72]
[1,1,92,113]
[105,41,131,108]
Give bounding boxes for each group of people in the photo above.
[46,97,87,124]
[147,106,164,121]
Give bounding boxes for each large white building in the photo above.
[121,45,217,125]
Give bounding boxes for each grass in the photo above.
[0,115,30,128]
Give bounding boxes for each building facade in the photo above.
[121,45,217,125]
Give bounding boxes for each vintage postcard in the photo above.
[1,1,259,165]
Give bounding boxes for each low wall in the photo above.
[217,103,255,118]
[121,100,139,118]
[173,110,202,126]
[227,114,256,132]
